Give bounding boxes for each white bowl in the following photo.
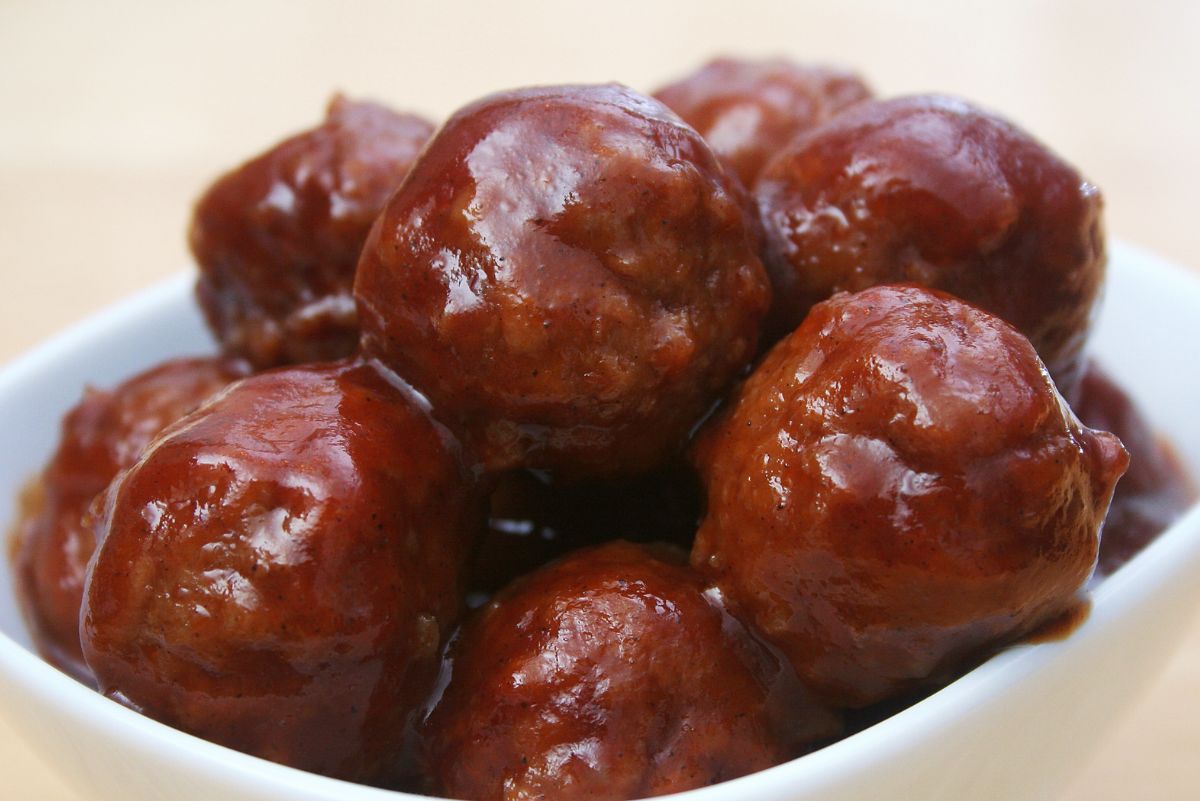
[1,241,1199,801]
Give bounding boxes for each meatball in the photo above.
[1074,362,1196,576]
[191,96,435,368]
[355,84,769,478]
[425,541,838,800]
[12,356,247,679]
[756,95,1105,394]
[691,285,1128,708]
[469,463,702,599]
[654,57,872,188]
[81,360,483,783]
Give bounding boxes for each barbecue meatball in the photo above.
[192,96,435,368]
[81,360,483,783]
[654,57,872,188]
[692,285,1128,708]
[426,541,837,800]
[756,95,1105,393]
[12,356,247,679]
[355,84,769,478]
[1075,362,1196,576]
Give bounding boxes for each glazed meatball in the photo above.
[1075,362,1196,576]
[756,95,1105,393]
[355,84,769,478]
[191,96,435,368]
[691,285,1128,708]
[469,463,702,599]
[12,356,247,679]
[426,541,838,800]
[654,57,872,188]
[81,360,483,783]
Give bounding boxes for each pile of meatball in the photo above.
[11,57,1195,800]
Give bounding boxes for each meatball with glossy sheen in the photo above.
[192,96,435,368]
[654,57,872,188]
[82,360,483,783]
[426,541,838,800]
[355,84,770,478]
[692,285,1128,708]
[756,95,1105,393]
[12,357,247,679]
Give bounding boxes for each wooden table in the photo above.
[2,1,1197,797]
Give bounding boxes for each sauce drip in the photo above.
[1075,362,1198,578]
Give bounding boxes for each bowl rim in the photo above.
[1,239,1199,801]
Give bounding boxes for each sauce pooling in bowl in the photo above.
[1075,361,1198,577]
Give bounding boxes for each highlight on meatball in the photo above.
[81,360,483,783]
[691,285,1128,708]
[755,94,1105,394]
[191,96,435,369]
[425,541,839,801]
[11,356,247,679]
[355,83,770,478]
[654,56,872,188]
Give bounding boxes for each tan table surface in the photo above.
[2,1,1198,797]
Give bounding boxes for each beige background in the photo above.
[1,0,1197,797]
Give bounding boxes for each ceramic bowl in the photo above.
[1,240,1198,801]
